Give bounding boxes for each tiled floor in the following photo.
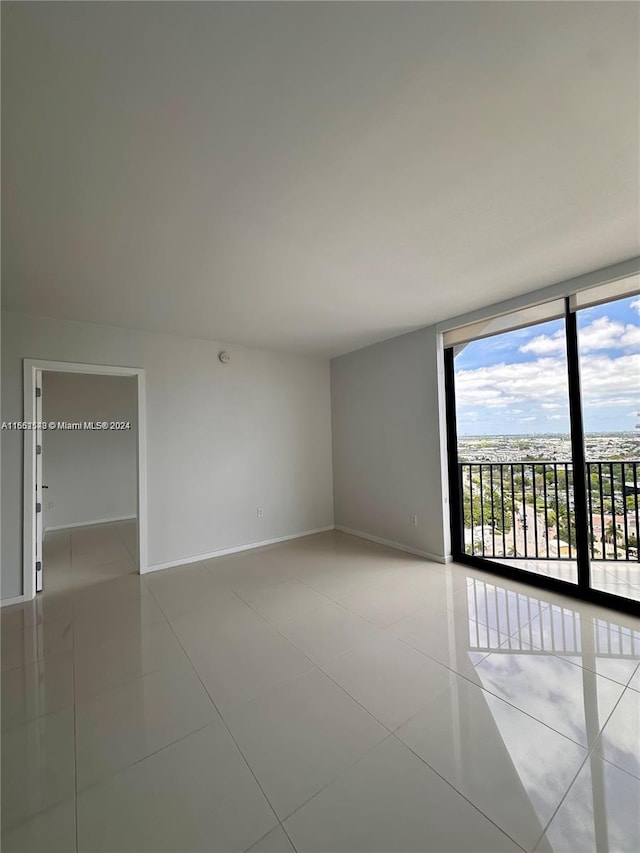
[491,558,640,602]
[2,524,639,852]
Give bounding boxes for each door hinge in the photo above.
[35,387,42,398]
[36,444,42,455]
[36,561,42,574]
[36,502,42,513]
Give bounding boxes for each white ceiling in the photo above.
[2,2,639,357]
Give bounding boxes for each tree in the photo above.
[605,521,623,545]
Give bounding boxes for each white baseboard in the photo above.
[334,525,449,564]
[1,593,30,608]
[143,526,334,575]
[44,515,136,534]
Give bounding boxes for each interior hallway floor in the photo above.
[1,524,639,852]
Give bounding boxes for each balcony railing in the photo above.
[459,460,640,562]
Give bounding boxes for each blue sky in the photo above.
[454,294,640,435]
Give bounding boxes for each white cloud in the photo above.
[578,316,640,352]
[455,352,640,412]
[520,330,565,356]
[518,315,640,357]
[619,324,640,348]
[578,353,640,405]
[631,298,640,316]
[455,356,570,409]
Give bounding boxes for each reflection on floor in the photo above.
[2,527,639,852]
[40,518,138,596]
[490,557,640,602]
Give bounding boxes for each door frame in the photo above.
[22,359,148,600]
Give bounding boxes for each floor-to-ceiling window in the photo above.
[444,276,640,612]
[574,291,640,603]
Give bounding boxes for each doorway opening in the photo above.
[23,360,148,601]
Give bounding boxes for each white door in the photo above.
[35,370,43,593]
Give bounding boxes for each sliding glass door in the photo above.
[449,308,578,585]
[575,293,640,603]
[445,277,640,612]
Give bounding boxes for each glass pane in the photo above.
[576,293,640,602]
[452,316,578,584]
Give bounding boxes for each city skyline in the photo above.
[454,294,640,436]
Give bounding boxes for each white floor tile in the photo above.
[298,567,391,602]
[71,538,133,570]
[246,825,296,853]
[335,573,440,627]
[223,558,312,595]
[505,606,640,687]
[396,677,587,851]
[320,634,457,730]
[186,624,315,714]
[1,652,74,731]
[594,688,640,779]
[75,661,219,789]
[169,594,270,650]
[226,668,387,819]
[71,572,148,615]
[0,593,73,633]
[1,709,76,831]
[276,601,384,666]
[537,755,640,852]
[73,619,187,701]
[392,604,503,673]
[0,798,76,853]
[1,616,73,673]
[72,594,167,651]
[462,575,550,634]
[77,721,276,853]
[284,736,519,852]
[145,563,233,619]
[234,580,332,626]
[470,643,627,747]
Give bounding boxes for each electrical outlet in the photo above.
[47,501,54,510]
[257,507,264,519]
[410,513,418,526]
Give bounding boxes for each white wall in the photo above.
[42,372,138,531]
[330,326,450,562]
[1,312,334,599]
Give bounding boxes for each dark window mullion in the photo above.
[543,463,550,559]
[587,462,594,560]
[610,463,617,561]
[490,465,496,558]
[564,299,590,589]
[443,346,464,559]
[501,465,507,560]
[634,463,640,563]
[521,463,527,559]
[532,464,539,559]
[479,465,485,557]
[621,463,629,562]
[599,464,606,562]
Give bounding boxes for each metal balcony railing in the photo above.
[459,460,640,562]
